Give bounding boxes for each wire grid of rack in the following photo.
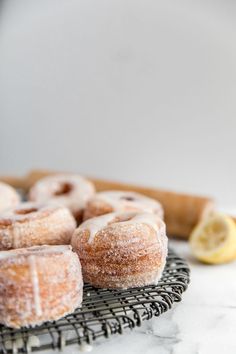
[0,249,190,353]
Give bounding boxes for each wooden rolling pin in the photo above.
[0,169,215,239]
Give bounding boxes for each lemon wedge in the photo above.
[189,214,236,264]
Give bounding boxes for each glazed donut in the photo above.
[72,211,168,289]
[29,174,96,222]
[0,202,76,250]
[0,181,20,213]
[83,190,163,221]
[0,245,83,328]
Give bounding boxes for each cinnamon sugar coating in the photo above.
[29,174,95,222]
[0,181,20,213]
[0,202,76,250]
[83,190,163,221]
[72,212,168,289]
[0,245,83,328]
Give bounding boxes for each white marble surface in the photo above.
[38,239,236,354]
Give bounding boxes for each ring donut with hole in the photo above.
[29,174,96,223]
[83,190,163,221]
[0,245,83,328]
[0,181,21,213]
[71,211,168,289]
[0,202,76,250]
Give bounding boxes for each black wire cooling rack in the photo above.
[0,249,190,354]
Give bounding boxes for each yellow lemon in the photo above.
[189,214,236,264]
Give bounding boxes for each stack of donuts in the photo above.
[0,174,168,328]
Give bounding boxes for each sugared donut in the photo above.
[0,181,20,213]
[83,190,163,221]
[0,245,83,328]
[29,174,96,222]
[71,211,168,289]
[0,202,76,250]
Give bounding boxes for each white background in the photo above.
[1,0,236,205]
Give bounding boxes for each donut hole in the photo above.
[15,207,38,215]
[120,196,135,201]
[54,183,73,196]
